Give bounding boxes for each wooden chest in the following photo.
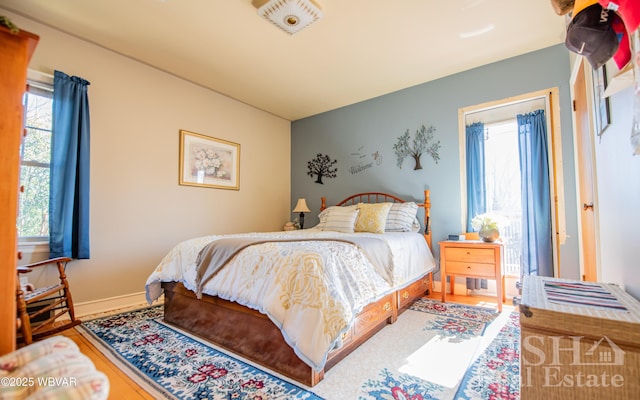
[519,276,640,399]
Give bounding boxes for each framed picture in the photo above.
[179,130,240,190]
[592,64,611,136]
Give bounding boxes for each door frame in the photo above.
[458,88,565,277]
[569,58,602,281]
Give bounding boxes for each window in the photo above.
[18,83,53,240]
[460,88,566,278]
[484,120,522,276]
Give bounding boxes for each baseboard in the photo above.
[73,291,164,319]
[434,278,518,300]
[433,280,474,295]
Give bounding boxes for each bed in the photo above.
[145,190,435,387]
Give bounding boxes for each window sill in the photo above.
[18,240,49,256]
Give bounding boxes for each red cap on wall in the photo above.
[599,0,640,32]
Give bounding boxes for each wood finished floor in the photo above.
[61,327,155,399]
[59,291,503,398]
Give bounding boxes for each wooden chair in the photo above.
[16,257,81,345]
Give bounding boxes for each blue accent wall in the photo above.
[291,44,579,280]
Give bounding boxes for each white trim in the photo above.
[433,278,517,300]
[548,88,567,246]
[73,291,164,319]
[569,58,602,282]
[18,241,49,254]
[458,108,468,231]
[27,68,54,84]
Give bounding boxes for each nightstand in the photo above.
[439,240,505,312]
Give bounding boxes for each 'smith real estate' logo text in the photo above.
[522,335,625,388]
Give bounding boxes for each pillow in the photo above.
[355,202,393,233]
[317,205,357,221]
[410,218,422,233]
[316,206,359,233]
[385,202,420,232]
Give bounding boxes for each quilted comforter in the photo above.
[145,228,435,371]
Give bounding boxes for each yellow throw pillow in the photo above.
[355,203,393,233]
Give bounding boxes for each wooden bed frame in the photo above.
[161,190,433,387]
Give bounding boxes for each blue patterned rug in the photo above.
[455,311,520,400]
[340,299,502,400]
[80,306,320,399]
[79,299,518,399]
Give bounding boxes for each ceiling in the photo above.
[1,0,567,121]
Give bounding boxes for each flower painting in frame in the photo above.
[179,130,240,190]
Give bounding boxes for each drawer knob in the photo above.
[466,251,471,255]
[467,265,471,269]
[402,291,409,299]
[383,302,391,311]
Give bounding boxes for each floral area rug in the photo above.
[79,306,321,399]
[313,299,501,400]
[455,311,520,400]
[79,299,517,400]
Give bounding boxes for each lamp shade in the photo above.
[293,198,310,213]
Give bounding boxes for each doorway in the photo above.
[458,88,565,280]
[571,58,599,282]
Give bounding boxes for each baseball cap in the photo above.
[611,12,631,69]
[599,0,640,32]
[565,3,619,69]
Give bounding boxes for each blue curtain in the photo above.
[517,110,553,277]
[465,122,487,290]
[49,71,91,259]
[466,122,486,231]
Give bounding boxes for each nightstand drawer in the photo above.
[445,247,495,263]
[446,261,496,277]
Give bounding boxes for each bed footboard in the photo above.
[161,274,430,387]
[162,281,323,386]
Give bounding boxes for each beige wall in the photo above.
[7,10,291,305]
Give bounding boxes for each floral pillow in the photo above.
[385,202,420,232]
[355,203,393,234]
[316,206,359,233]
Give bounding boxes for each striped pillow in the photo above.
[317,206,359,233]
[385,202,419,232]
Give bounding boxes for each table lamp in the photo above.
[292,198,310,229]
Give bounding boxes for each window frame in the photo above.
[457,88,565,277]
[18,72,54,252]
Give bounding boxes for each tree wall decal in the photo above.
[307,153,338,184]
[393,124,441,170]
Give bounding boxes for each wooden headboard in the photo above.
[320,190,432,250]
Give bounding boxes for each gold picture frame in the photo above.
[179,130,240,190]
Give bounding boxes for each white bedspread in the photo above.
[145,228,435,371]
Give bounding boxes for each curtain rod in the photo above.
[28,69,54,79]
[27,69,54,93]
[27,81,53,93]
